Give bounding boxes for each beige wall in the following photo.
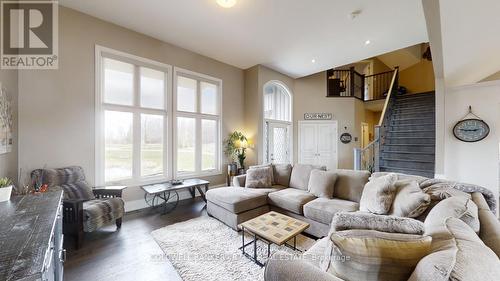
[293,72,360,169]
[18,7,245,210]
[481,71,500,82]
[399,60,435,93]
[443,80,500,214]
[244,65,294,166]
[371,57,392,74]
[0,69,18,182]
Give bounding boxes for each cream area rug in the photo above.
[151,216,316,281]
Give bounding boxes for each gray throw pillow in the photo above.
[249,163,274,184]
[289,164,326,190]
[308,170,337,199]
[390,180,431,218]
[332,211,425,235]
[273,164,292,187]
[359,173,397,214]
[245,166,273,188]
[424,196,480,233]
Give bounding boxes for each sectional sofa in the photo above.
[206,164,370,237]
[206,164,500,281]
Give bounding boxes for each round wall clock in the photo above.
[340,133,352,144]
[453,118,489,142]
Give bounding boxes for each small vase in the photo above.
[0,185,12,202]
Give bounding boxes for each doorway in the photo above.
[298,121,338,170]
[361,122,370,148]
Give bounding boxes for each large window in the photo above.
[96,47,222,185]
[174,69,221,177]
[263,81,292,164]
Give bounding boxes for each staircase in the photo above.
[379,92,435,178]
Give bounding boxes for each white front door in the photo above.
[268,122,290,164]
[298,121,338,170]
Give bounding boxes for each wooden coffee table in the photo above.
[238,211,310,266]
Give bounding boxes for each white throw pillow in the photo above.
[359,173,398,214]
[308,170,337,199]
[245,166,273,188]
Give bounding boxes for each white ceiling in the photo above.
[438,0,500,86]
[59,0,428,78]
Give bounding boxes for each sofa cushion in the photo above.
[389,180,431,218]
[409,218,500,281]
[308,170,337,199]
[332,169,370,202]
[289,164,325,191]
[331,211,425,235]
[248,185,287,195]
[359,173,398,215]
[472,192,500,257]
[324,229,432,281]
[249,163,274,184]
[268,188,317,214]
[206,187,268,214]
[424,196,479,233]
[83,198,124,232]
[303,198,358,225]
[245,166,273,188]
[273,164,292,187]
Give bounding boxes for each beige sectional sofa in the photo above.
[206,164,369,237]
[206,164,500,281]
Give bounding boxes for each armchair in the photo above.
[31,166,126,248]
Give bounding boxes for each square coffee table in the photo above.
[238,211,310,266]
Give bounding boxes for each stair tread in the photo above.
[386,136,435,139]
[391,117,434,121]
[382,143,435,147]
[389,124,435,127]
[381,157,434,163]
[382,150,435,155]
[387,130,435,133]
[380,166,434,173]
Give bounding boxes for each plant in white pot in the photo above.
[0,177,13,202]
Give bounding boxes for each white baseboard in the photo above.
[124,184,226,213]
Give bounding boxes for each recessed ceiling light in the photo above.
[217,0,237,8]
[365,40,371,45]
[311,59,316,63]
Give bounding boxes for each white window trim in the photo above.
[95,45,173,186]
[261,80,293,164]
[173,67,223,179]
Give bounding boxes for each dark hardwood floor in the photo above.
[64,197,207,281]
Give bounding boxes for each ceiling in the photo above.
[377,44,424,71]
[59,0,429,78]
[438,0,500,86]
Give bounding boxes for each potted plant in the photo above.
[0,177,13,202]
[224,131,248,174]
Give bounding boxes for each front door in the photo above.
[268,122,290,164]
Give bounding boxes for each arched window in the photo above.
[263,81,292,164]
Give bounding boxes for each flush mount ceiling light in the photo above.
[311,59,316,63]
[217,0,237,8]
[365,40,371,45]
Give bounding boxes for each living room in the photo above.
[0,0,499,281]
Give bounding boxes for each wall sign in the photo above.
[304,113,332,120]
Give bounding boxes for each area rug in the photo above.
[151,216,316,281]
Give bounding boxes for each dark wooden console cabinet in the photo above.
[0,191,65,281]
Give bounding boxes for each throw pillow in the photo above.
[390,180,431,218]
[324,229,432,281]
[245,166,273,188]
[332,169,371,202]
[308,170,338,199]
[409,218,500,281]
[289,164,326,190]
[249,163,274,184]
[273,164,292,187]
[424,196,480,233]
[359,173,398,214]
[332,211,425,235]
